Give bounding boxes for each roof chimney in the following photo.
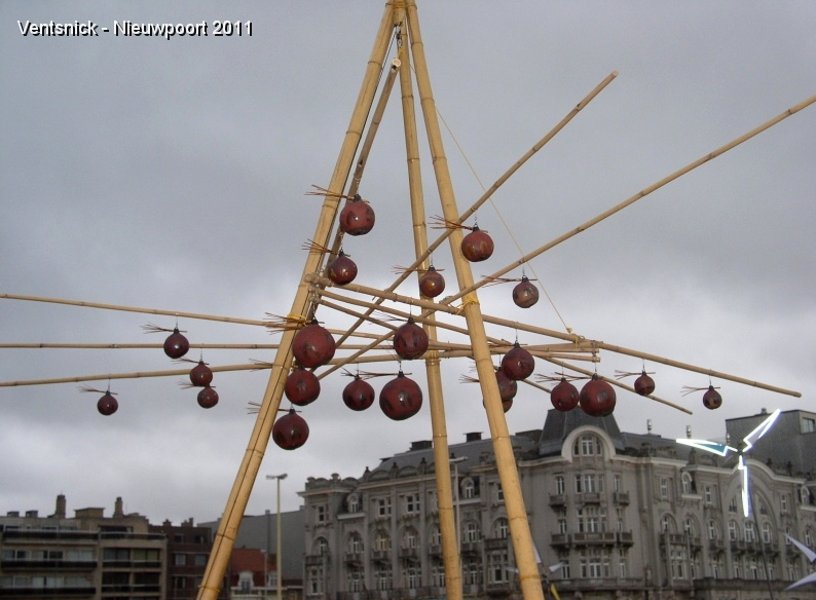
[113,497,124,518]
[54,494,67,519]
[465,432,482,442]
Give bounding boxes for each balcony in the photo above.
[0,558,97,571]
[576,492,601,504]
[484,536,509,551]
[485,580,513,596]
[460,541,481,556]
[572,531,616,546]
[305,553,327,566]
[371,550,390,564]
[399,547,419,562]
[617,531,634,546]
[613,491,630,505]
[427,543,442,557]
[344,551,363,566]
[549,494,566,507]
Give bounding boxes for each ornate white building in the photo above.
[300,409,816,600]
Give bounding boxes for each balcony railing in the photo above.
[572,531,617,545]
[613,491,630,505]
[549,494,566,506]
[576,492,601,504]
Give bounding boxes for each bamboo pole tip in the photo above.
[611,70,619,77]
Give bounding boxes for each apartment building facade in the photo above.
[300,409,816,600]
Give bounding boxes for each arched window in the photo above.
[374,530,391,552]
[574,434,603,457]
[314,537,329,555]
[462,520,480,543]
[728,520,739,542]
[347,531,364,554]
[462,477,476,499]
[346,493,360,513]
[707,520,719,540]
[660,514,676,533]
[761,522,772,544]
[402,526,418,549]
[493,517,509,539]
[681,472,694,495]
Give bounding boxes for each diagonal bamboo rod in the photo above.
[446,91,816,304]
[0,343,283,350]
[197,5,399,599]
[545,356,692,415]
[404,3,544,600]
[332,71,617,348]
[0,293,266,326]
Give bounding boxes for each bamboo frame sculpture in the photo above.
[1,2,814,600]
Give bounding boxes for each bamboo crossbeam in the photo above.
[0,343,283,350]
[446,91,816,304]
[0,363,264,388]
[545,356,693,415]
[0,293,266,327]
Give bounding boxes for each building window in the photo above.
[315,504,327,524]
[670,548,687,579]
[347,493,360,513]
[307,566,324,595]
[488,550,509,583]
[577,506,607,533]
[404,566,420,589]
[761,522,772,544]
[495,482,504,502]
[574,434,602,456]
[463,561,481,586]
[555,474,565,495]
[494,517,509,539]
[429,525,441,547]
[681,472,693,495]
[745,522,756,543]
[402,527,418,549]
[579,548,610,578]
[348,532,363,554]
[174,553,186,566]
[375,496,392,517]
[558,513,568,534]
[802,416,816,433]
[403,493,420,514]
[315,537,329,555]
[613,474,622,493]
[347,570,364,592]
[374,567,392,591]
[659,477,671,500]
[728,495,739,513]
[728,520,738,542]
[427,490,438,512]
[660,514,676,533]
[374,531,390,552]
[431,564,445,587]
[800,486,812,506]
[463,520,480,543]
[576,472,604,494]
[703,485,714,506]
[707,520,719,540]
[462,477,477,499]
[781,493,789,513]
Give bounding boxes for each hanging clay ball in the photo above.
[97,392,118,416]
[284,367,321,407]
[634,371,656,396]
[379,371,423,421]
[163,327,190,359]
[580,374,616,417]
[273,409,310,450]
[393,317,429,360]
[550,378,579,412]
[496,369,518,403]
[418,266,446,299]
[461,225,494,262]
[512,276,539,309]
[342,376,375,411]
[501,397,513,413]
[197,386,219,409]
[189,360,213,387]
[500,342,535,381]
[339,194,375,236]
[292,320,336,369]
[327,251,358,286]
[702,385,722,410]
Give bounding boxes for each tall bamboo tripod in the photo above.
[197,2,545,599]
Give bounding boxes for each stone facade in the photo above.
[301,409,816,600]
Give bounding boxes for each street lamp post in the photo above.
[266,473,287,600]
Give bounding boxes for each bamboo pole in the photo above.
[197,5,398,598]
[395,12,464,599]
[404,4,544,600]
[0,293,266,326]
[0,343,283,350]
[446,92,816,304]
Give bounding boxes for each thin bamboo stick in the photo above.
[197,5,398,599]
[0,363,264,388]
[0,343,283,350]
[0,293,266,326]
[545,356,693,415]
[446,91,816,304]
[405,4,544,600]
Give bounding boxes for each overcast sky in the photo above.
[1,2,814,525]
